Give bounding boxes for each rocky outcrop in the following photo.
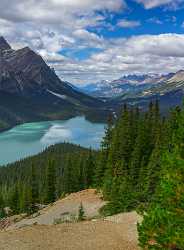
[0,37,107,131]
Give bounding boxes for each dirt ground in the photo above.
[0,189,141,250]
[0,217,140,250]
[6,189,106,230]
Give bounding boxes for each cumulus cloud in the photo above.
[73,29,104,48]
[50,34,184,84]
[1,1,184,85]
[0,0,125,56]
[0,0,125,24]
[117,19,141,28]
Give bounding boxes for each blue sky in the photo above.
[89,2,184,38]
[1,0,184,85]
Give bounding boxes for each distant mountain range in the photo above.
[81,71,184,113]
[1,36,184,131]
[80,73,174,98]
[0,37,107,131]
[107,71,184,114]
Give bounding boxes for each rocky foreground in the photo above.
[0,189,141,250]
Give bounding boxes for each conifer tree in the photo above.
[23,185,34,215]
[85,150,95,186]
[78,202,85,221]
[95,114,113,186]
[0,192,5,218]
[10,184,20,214]
[29,164,39,213]
[138,147,184,249]
[45,160,56,204]
[63,155,73,194]
[138,104,184,250]
[99,101,170,214]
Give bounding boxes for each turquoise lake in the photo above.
[0,116,106,166]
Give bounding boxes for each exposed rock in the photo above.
[0,37,11,52]
[0,37,107,131]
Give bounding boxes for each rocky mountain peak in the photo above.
[0,37,11,51]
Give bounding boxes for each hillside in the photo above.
[0,102,183,249]
[0,189,141,250]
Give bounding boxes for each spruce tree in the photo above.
[30,164,39,213]
[45,160,56,204]
[138,148,184,250]
[95,114,113,186]
[0,192,5,218]
[10,184,20,214]
[85,150,95,187]
[138,105,184,250]
[63,155,73,194]
[23,185,33,215]
[78,202,85,221]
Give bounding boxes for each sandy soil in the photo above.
[0,214,140,250]
[0,189,141,250]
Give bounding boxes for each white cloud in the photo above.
[73,29,104,48]
[117,19,141,28]
[0,0,125,24]
[50,34,184,84]
[0,0,125,56]
[1,1,184,85]
[135,0,184,9]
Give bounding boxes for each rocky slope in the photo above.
[0,37,107,131]
[81,74,173,98]
[0,189,141,250]
[81,70,184,113]
[103,71,184,114]
[5,189,106,229]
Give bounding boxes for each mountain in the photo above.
[111,70,184,113]
[0,37,107,131]
[138,70,184,97]
[80,74,173,98]
[0,37,11,51]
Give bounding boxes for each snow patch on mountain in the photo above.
[47,90,67,100]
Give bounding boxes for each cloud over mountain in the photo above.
[0,0,184,84]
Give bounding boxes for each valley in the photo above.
[0,37,109,132]
[0,116,105,165]
[1,36,184,133]
[0,0,184,247]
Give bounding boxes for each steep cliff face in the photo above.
[0,38,102,104]
[0,37,11,51]
[0,37,107,131]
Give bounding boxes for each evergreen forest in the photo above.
[0,101,183,249]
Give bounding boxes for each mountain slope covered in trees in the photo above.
[0,102,183,249]
[0,143,97,216]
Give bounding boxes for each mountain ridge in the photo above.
[0,37,108,131]
[80,73,174,98]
